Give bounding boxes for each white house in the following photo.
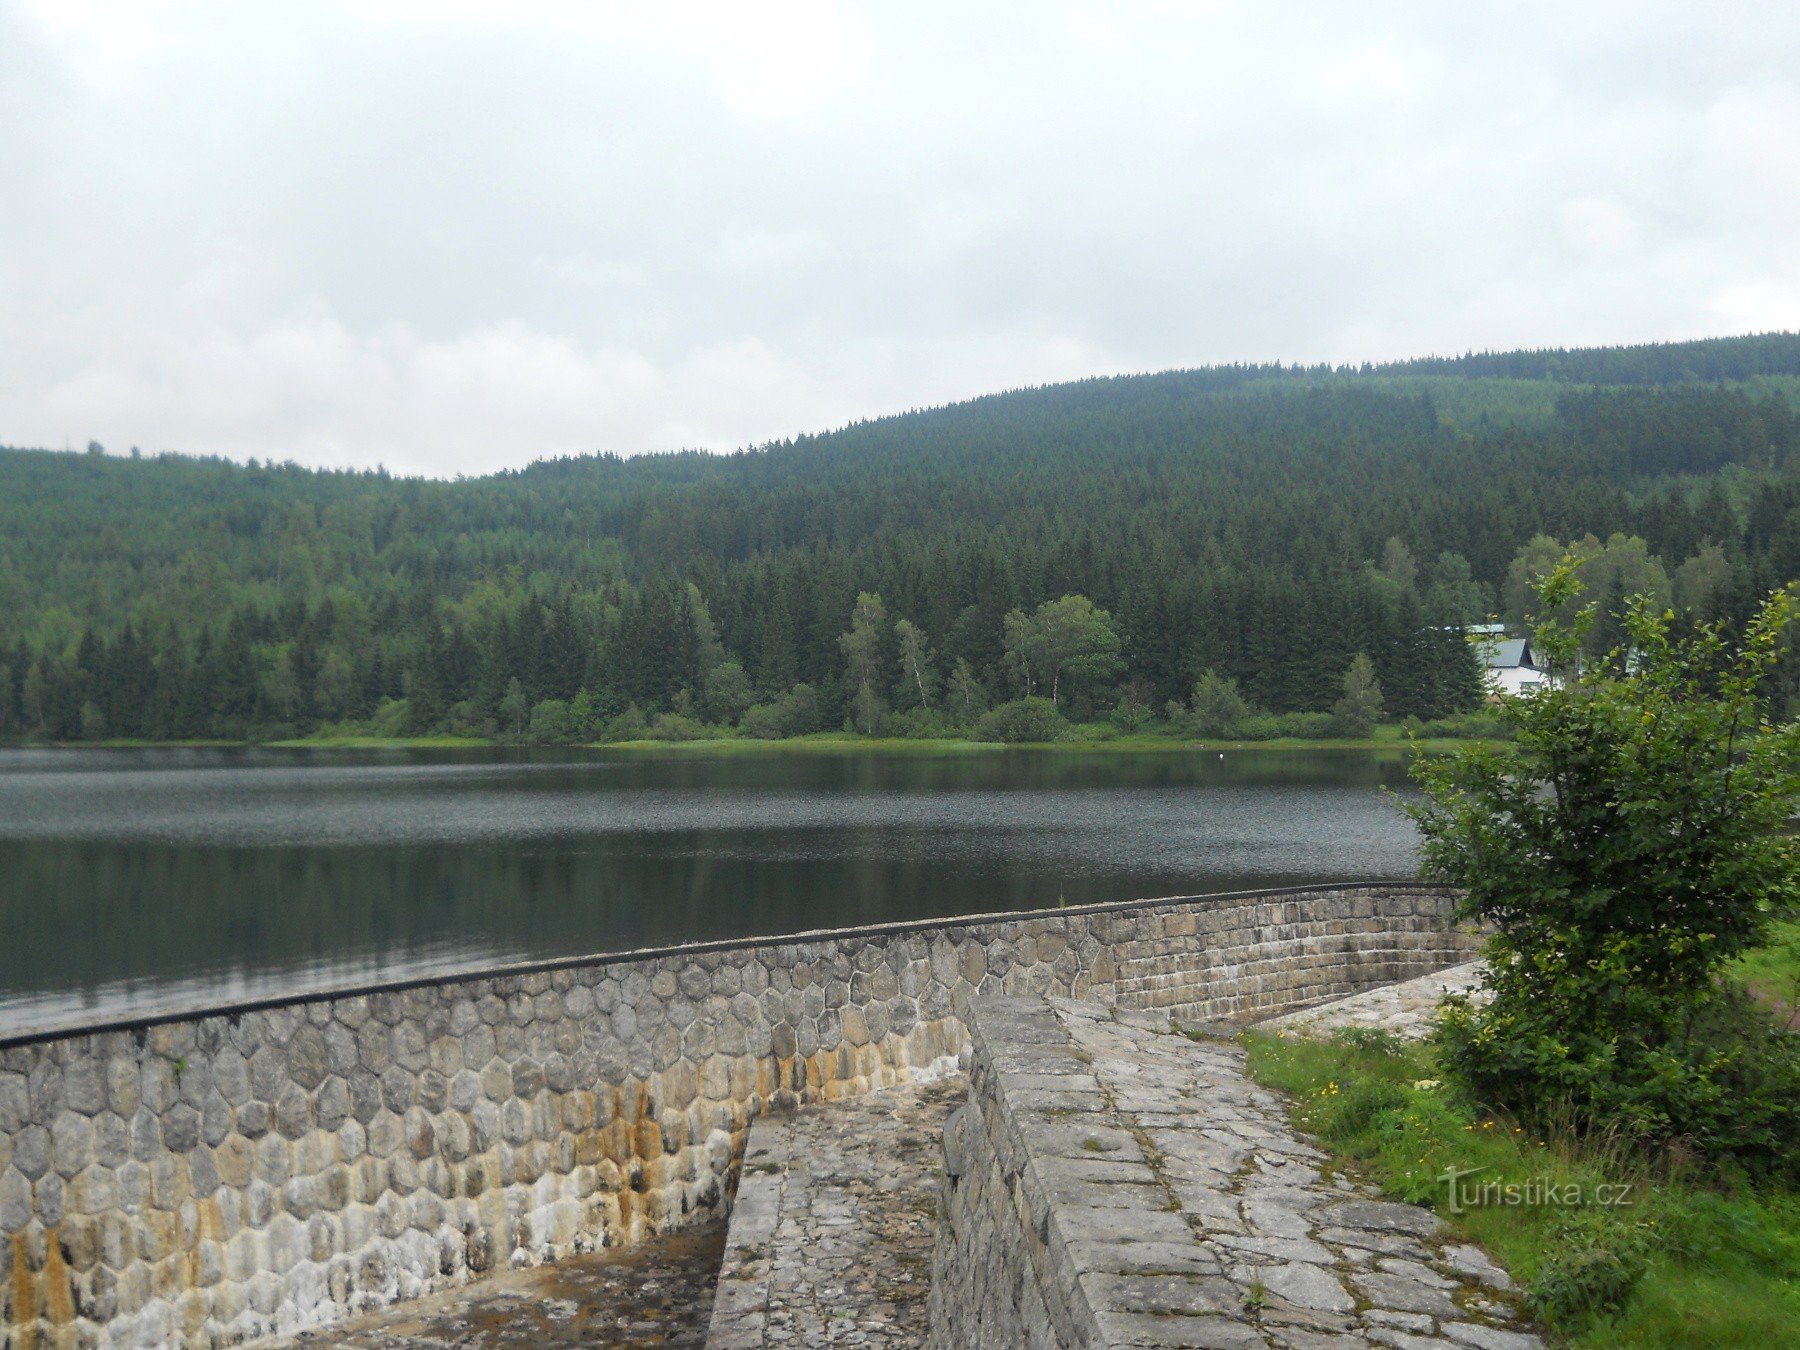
[1477,635,1552,697]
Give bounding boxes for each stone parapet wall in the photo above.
[926,1000,1111,1347]
[0,883,1476,1347]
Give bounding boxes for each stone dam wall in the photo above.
[0,883,1479,1347]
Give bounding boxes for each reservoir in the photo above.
[0,745,1424,1036]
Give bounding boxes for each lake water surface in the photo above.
[0,746,1424,1036]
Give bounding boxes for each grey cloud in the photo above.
[1,1,1796,476]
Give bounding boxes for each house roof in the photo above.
[1483,638,1534,670]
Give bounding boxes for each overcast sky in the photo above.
[2,1,1797,476]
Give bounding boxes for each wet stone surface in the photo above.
[706,1075,964,1347]
[930,995,1539,1348]
[269,1223,726,1348]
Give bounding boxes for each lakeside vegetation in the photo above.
[1243,575,1800,1344]
[1243,1025,1800,1345]
[75,718,1503,757]
[3,332,1798,748]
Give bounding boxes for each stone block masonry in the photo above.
[929,995,1536,1348]
[0,882,1478,1347]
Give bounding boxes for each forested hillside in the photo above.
[3,333,1798,743]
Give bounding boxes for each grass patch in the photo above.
[14,721,1503,756]
[1731,918,1800,1028]
[1242,1027,1800,1344]
[268,733,494,748]
[588,729,1490,755]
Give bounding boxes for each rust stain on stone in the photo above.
[41,1230,74,1327]
[10,1232,36,1333]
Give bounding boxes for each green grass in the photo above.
[267,733,494,748]
[22,721,1499,756]
[590,725,1484,755]
[595,733,1003,754]
[1731,918,1800,1028]
[1241,1026,1800,1344]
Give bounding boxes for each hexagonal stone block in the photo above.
[316,1080,351,1130]
[367,1109,404,1160]
[447,1069,482,1114]
[380,1064,417,1113]
[209,1050,250,1108]
[415,1069,448,1114]
[12,1124,51,1181]
[274,1083,313,1141]
[0,1166,30,1232]
[51,1111,95,1178]
[213,1134,254,1190]
[254,1133,293,1188]
[314,1023,357,1080]
[58,1058,105,1117]
[341,1071,379,1126]
[356,1022,395,1075]
[393,1022,429,1071]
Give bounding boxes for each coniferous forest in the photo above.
[2,332,1798,745]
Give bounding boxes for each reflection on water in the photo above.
[0,746,1424,1035]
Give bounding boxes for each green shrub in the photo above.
[1109,695,1152,732]
[525,698,572,744]
[1235,711,1337,740]
[1066,721,1118,742]
[601,705,649,741]
[737,683,824,739]
[887,707,954,739]
[645,712,710,741]
[973,697,1070,743]
[1185,670,1253,737]
[368,696,411,738]
[1404,709,1515,739]
[1412,565,1800,1178]
[1529,1207,1653,1326]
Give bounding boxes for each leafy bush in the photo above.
[525,698,572,743]
[886,707,954,739]
[1108,695,1152,732]
[1411,564,1800,1177]
[645,712,710,741]
[369,696,411,738]
[1403,709,1514,740]
[972,697,1070,743]
[601,704,649,741]
[1066,720,1119,742]
[1528,1208,1653,1326]
[738,682,824,739]
[1234,711,1337,740]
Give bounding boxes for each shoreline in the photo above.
[2,730,1493,755]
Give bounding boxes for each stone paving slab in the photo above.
[931,995,1538,1348]
[706,1075,964,1347]
[1253,963,1488,1041]
[265,1222,725,1347]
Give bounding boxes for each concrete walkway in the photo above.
[1045,997,1536,1347]
[705,1076,963,1347]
